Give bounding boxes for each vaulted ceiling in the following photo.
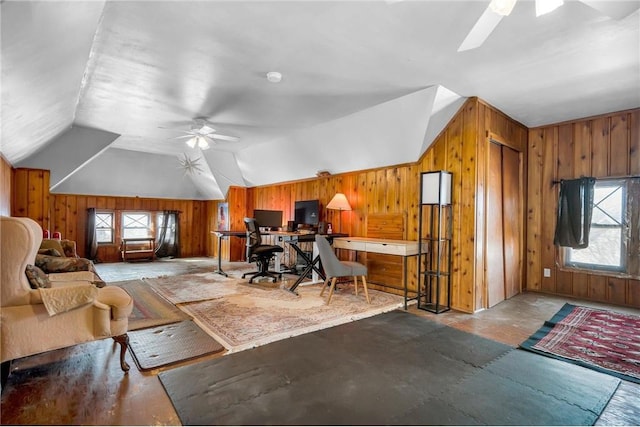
[2,1,639,200]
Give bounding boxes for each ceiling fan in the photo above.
[458,0,640,52]
[162,118,239,150]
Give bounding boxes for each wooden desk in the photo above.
[332,237,426,309]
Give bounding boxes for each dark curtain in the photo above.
[86,208,99,261]
[554,177,596,249]
[155,211,180,258]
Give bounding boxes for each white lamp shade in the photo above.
[326,193,352,211]
[421,171,452,205]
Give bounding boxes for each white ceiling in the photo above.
[2,0,639,199]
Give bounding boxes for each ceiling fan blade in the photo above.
[210,134,240,142]
[458,5,505,52]
[579,0,640,19]
[172,134,198,139]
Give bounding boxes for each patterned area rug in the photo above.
[520,303,640,383]
[111,279,190,330]
[145,272,405,352]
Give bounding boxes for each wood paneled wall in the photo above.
[11,168,214,263]
[527,108,640,307]
[12,168,51,230]
[1,156,13,216]
[231,98,528,313]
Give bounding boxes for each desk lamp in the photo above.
[326,193,351,233]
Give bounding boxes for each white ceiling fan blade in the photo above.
[199,124,216,135]
[535,0,564,17]
[458,5,505,52]
[579,0,640,19]
[210,133,240,142]
[173,134,198,140]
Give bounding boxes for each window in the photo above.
[122,212,152,239]
[96,212,114,244]
[564,178,639,278]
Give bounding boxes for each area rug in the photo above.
[145,272,405,352]
[520,303,640,384]
[111,279,190,330]
[127,320,225,371]
[144,272,247,304]
[159,310,620,426]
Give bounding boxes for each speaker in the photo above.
[286,221,296,232]
[318,221,327,234]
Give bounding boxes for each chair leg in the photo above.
[362,276,370,304]
[113,334,130,372]
[320,277,330,296]
[327,277,338,305]
[353,276,359,295]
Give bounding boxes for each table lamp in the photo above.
[326,193,351,233]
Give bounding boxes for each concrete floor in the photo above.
[1,258,638,425]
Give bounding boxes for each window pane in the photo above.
[96,212,114,243]
[568,227,622,268]
[123,212,152,239]
[96,229,112,243]
[591,186,623,225]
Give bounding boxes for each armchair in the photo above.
[1,216,133,386]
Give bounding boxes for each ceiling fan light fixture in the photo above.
[489,0,517,16]
[197,136,210,150]
[266,71,282,83]
[535,0,564,16]
[186,137,197,148]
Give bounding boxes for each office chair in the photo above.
[242,217,284,283]
[316,235,370,305]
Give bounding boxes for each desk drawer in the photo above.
[333,239,367,251]
[364,242,411,256]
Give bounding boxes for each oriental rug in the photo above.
[520,303,640,383]
[159,311,620,426]
[145,272,405,352]
[111,279,190,330]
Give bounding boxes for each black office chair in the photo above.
[242,217,284,283]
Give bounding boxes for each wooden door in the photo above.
[502,145,522,299]
[487,143,506,306]
[486,142,523,307]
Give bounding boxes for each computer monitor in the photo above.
[253,209,283,230]
[294,199,320,227]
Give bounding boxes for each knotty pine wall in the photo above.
[227,98,528,313]
[527,108,640,307]
[1,156,13,216]
[12,168,214,263]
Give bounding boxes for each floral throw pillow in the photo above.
[25,264,52,289]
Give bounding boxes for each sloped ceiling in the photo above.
[2,1,639,200]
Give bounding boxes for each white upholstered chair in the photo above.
[1,216,133,386]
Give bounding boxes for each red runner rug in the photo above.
[520,303,640,383]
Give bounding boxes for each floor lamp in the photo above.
[326,193,351,233]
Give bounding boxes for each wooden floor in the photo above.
[1,259,639,425]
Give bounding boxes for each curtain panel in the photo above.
[86,208,98,261]
[155,210,180,258]
[554,177,596,249]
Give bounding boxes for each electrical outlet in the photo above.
[543,268,551,278]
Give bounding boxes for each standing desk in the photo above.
[211,230,246,276]
[269,231,348,293]
[331,237,427,309]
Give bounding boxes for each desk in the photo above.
[332,237,426,309]
[270,232,348,293]
[211,231,246,276]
